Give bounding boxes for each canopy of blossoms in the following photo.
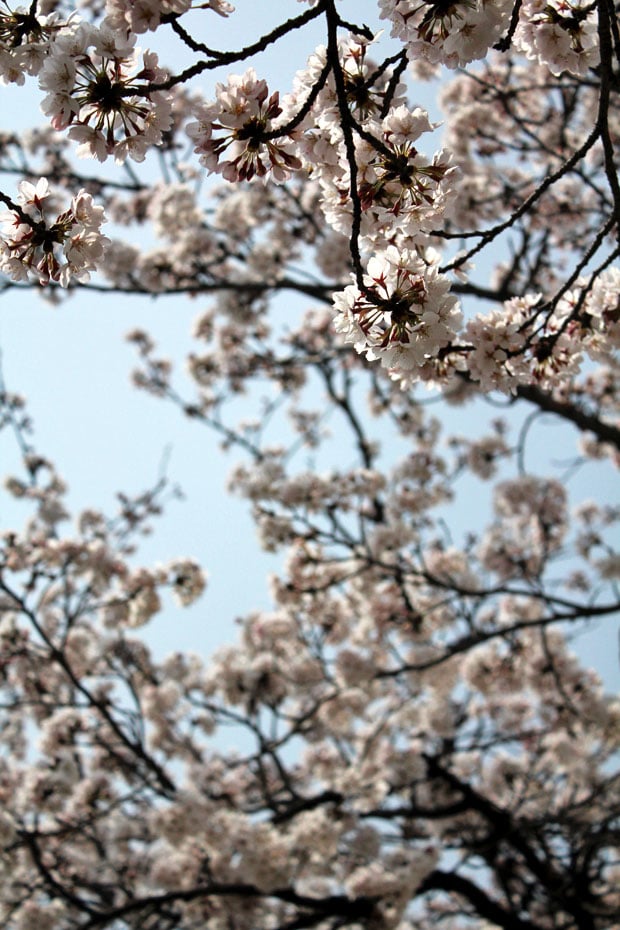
[0,0,618,928]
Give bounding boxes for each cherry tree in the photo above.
[0,1,619,928]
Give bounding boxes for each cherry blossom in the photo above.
[0,1,61,83]
[333,245,462,376]
[0,177,109,284]
[515,0,600,76]
[378,0,513,69]
[39,22,172,162]
[187,68,302,182]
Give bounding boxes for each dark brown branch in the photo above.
[440,127,601,272]
[325,0,367,293]
[79,882,377,929]
[515,383,620,451]
[494,0,524,52]
[420,870,543,930]
[596,0,620,238]
[144,3,327,91]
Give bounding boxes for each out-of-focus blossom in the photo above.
[0,177,109,285]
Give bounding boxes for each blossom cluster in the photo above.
[515,0,600,77]
[0,2,59,84]
[188,68,302,182]
[379,0,513,70]
[464,268,620,395]
[0,177,109,285]
[38,22,172,163]
[104,0,233,35]
[333,246,462,377]
[379,0,599,76]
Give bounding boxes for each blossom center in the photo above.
[387,294,420,326]
[235,117,267,150]
[84,72,125,113]
[0,10,41,47]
